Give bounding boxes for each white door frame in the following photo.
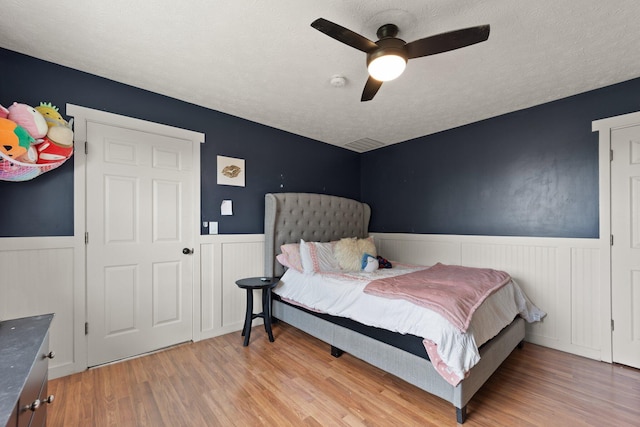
[68,104,205,371]
[593,110,640,363]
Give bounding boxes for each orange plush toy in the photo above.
[0,117,35,160]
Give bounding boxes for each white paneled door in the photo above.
[86,122,194,367]
[611,123,640,369]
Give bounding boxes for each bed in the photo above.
[264,192,537,423]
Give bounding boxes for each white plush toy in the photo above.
[361,253,379,273]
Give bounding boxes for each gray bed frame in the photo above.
[264,193,525,423]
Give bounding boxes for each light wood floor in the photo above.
[49,323,640,426]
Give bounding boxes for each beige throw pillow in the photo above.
[334,237,376,271]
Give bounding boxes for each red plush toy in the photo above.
[36,136,73,164]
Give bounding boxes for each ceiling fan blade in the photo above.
[311,18,378,53]
[405,25,490,59]
[361,77,383,102]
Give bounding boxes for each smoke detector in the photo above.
[330,75,347,87]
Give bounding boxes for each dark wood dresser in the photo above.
[0,314,54,427]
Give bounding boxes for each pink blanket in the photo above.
[363,263,511,332]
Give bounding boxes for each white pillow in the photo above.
[299,239,341,274]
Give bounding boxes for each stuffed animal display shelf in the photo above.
[0,101,73,182]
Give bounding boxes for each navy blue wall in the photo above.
[361,78,640,238]
[0,48,360,237]
[4,47,640,239]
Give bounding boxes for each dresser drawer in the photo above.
[0,314,54,427]
[17,333,49,427]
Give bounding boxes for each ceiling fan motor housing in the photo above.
[367,37,408,65]
[366,36,408,82]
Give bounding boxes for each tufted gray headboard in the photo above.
[264,193,371,277]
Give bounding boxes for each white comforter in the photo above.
[274,264,544,384]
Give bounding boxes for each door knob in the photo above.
[182,248,194,255]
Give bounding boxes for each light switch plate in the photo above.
[209,221,218,234]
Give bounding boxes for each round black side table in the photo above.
[235,277,279,346]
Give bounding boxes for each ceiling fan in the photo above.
[311,18,490,102]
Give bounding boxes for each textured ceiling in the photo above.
[1,1,639,152]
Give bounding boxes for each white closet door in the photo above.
[611,123,640,369]
[86,121,194,366]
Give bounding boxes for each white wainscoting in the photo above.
[197,232,610,362]
[0,232,609,380]
[0,236,85,379]
[198,234,266,340]
[372,233,610,362]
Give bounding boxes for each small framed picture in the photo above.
[217,155,245,187]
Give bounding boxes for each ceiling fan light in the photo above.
[367,54,407,81]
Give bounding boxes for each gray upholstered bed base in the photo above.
[264,193,525,423]
[273,300,524,422]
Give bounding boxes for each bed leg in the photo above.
[456,405,467,424]
[330,345,344,358]
[517,340,525,349]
